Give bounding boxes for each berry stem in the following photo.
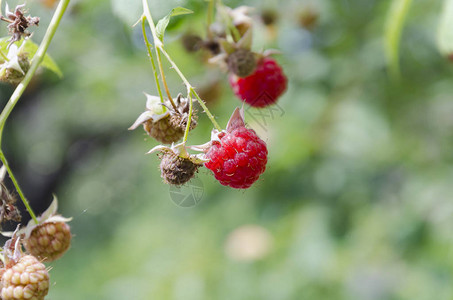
[141,16,165,104]
[141,0,177,110]
[156,49,176,109]
[190,87,221,131]
[0,0,70,224]
[0,151,38,224]
[141,0,222,132]
[158,47,222,131]
[182,91,193,143]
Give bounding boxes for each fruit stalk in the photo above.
[141,16,165,104]
[182,92,193,142]
[141,0,177,110]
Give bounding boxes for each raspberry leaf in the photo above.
[156,7,193,42]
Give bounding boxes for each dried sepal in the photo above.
[1,3,39,47]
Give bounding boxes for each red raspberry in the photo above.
[205,127,268,189]
[229,57,287,108]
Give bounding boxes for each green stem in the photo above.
[182,91,193,142]
[141,16,164,104]
[156,49,176,109]
[0,0,70,224]
[206,0,215,38]
[141,0,222,131]
[0,151,38,224]
[0,0,70,137]
[141,0,176,110]
[158,47,222,131]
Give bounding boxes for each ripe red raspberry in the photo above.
[24,222,71,262]
[229,57,287,108]
[1,255,49,300]
[205,109,268,189]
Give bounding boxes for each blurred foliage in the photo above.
[0,0,453,299]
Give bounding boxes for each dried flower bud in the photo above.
[0,4,39,47]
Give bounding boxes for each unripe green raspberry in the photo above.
[24,222,71,262]
[1,255,49,300]
[0,53,30,85]
[227,49,256,77]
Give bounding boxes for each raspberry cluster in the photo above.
[130,4,286,193]
[0,198,72,299]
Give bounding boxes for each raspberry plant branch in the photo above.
[141,16,164,104]
[182,92,193,142]
[158,47,222,131]
[141,0,222,132]
[0,0,70,224]
[141,0,176,110]
[156,49,175,109]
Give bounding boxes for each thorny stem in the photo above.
[0,0,70,224]
[0,151,38,224]
[182,92,193,143]
[141,0,222,131]
[156,49,176,109]
[141,16,164,104]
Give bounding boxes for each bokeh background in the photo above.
[1,0,452,299]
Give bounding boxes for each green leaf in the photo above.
[384,0,413,80]
[155,7,193,42]
[0,37,63,78]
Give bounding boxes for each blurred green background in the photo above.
[1,0,453,299]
